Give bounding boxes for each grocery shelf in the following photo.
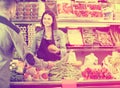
[57,18,120,23]
[66,45,119,51]
[57,18,120,27]
[12,20,40,24]
[12,18,120,27]
[10,81,61,86]
[58,21,110,28]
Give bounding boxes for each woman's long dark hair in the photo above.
[40,10,57,30]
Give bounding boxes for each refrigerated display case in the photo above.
[10,22,120,88]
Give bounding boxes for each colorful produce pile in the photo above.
[16,2,39,20]
[81,67,113,80]
[10,52,120,81]
[10,60,25,82]
[24,65,49,81]
[57,1,103,19]
[102,52,120,79]
[49,61,81,81]
[67,27,114,46]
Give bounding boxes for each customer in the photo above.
[0,0,52,88]
[31,10,67,61]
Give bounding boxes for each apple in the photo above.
[41,73,48,79]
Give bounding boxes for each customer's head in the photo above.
[41,10,57,30]
[0,0,18,18]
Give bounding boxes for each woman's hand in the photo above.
[48,44,60,54]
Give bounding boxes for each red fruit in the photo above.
[24,73,29,79]
[41,73,48,79]
[36,68,41,71]
[33,73,40,79]
[85,68,92,73]
[101,67,108,73]
[82,71,88,78]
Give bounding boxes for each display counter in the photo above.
[10,1,120,88]
[10,80,120,88]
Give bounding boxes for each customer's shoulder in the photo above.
[0,23,10,33]
[0,23,8,29]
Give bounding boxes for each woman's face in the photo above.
[43,14,53,27]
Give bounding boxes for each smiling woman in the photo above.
[31,10,67,61]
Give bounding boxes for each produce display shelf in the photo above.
[13,18,120,27]
[57,18,120,24]
[67,45,119,51]
[10,80,120,88]
[12,20,40,24]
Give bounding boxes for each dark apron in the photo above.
[36,31,60,61]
